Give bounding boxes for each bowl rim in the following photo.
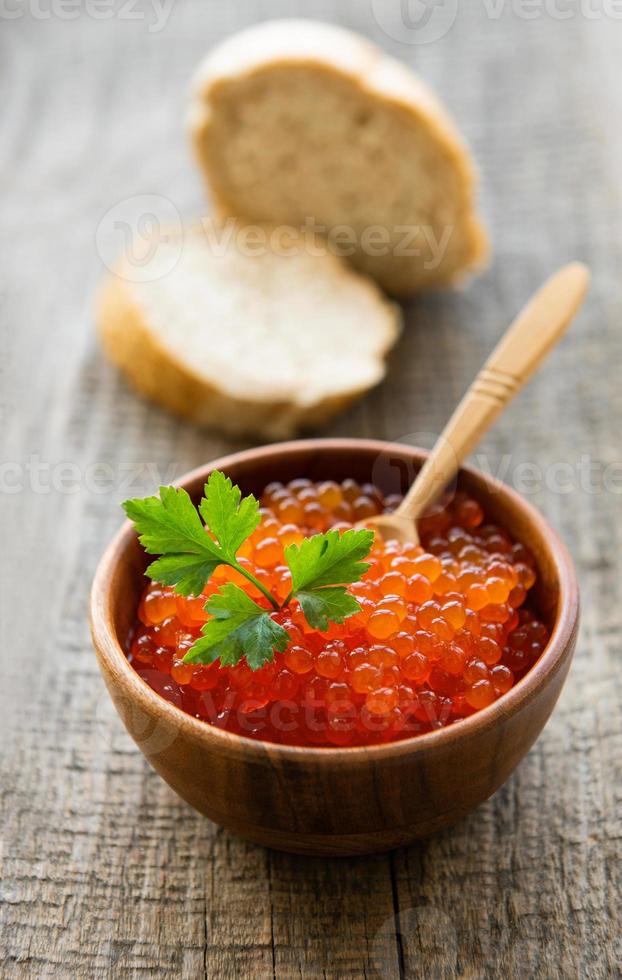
[89,438,580,764]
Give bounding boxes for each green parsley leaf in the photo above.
[124,485,217,557]
[183,584,290,670]
[295,587,362,632]
[123,476,264,599]
[284,527,374,631]
[285,528,374,592]
[199,471,261,560]
[123,486,222,595]
[144,554,221,599]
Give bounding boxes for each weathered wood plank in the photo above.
[1,2,621,978]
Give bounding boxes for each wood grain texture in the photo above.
[1,2,621,978]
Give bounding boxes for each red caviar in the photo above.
[128,480,549,746]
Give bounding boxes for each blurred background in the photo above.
[2,2,620,976]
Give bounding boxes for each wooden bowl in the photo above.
[89,439,579,856]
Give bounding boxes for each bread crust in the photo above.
[97,233,401,440]
[189,20,489,297]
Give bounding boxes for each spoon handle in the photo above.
[395,262,591,523]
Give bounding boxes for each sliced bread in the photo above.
[97,221,401,439]
[189,19,488,297]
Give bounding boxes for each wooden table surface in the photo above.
[2,2,621,977]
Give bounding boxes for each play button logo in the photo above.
[372,0,459,45]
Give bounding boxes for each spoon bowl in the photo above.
[90,439,579,856]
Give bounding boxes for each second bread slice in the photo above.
[97,221,401,439]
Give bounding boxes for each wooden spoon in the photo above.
[367,262,591,544]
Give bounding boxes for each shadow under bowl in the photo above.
[89,439,579,856]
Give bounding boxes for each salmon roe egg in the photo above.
[128,480,549,747]
[367,609,402,640]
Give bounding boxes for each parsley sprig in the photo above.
[123,472,374,670]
